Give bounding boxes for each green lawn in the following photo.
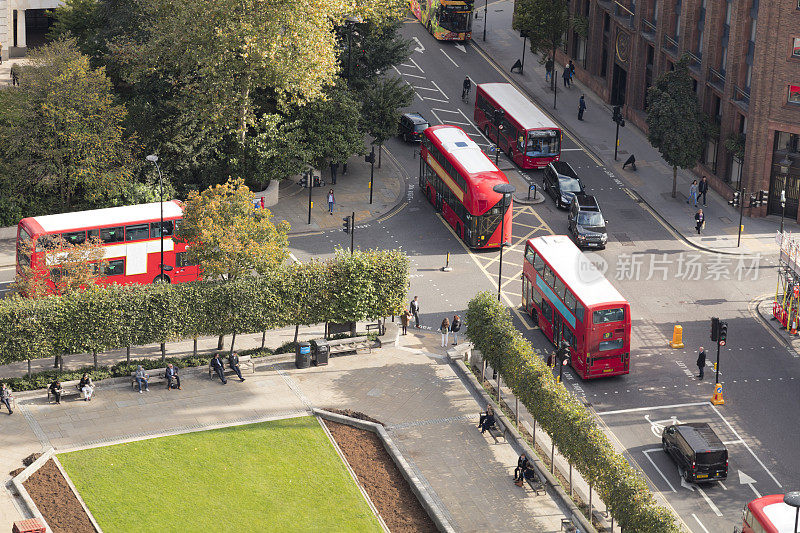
[59,416,382,532]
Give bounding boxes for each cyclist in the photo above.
[462,76,472,100]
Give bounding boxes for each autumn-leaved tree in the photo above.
[646,55,704,198]
[9,37,137,211]
[175,178,290,280]
[12,236,107,298]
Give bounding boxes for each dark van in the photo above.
[662,423,728,483]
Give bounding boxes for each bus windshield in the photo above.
[439,6,471,32]
[525,131,560,156]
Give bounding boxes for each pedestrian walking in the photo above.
[327,189,335,215]
[330,161,339,185]
[695,209,705,234]
[568,59,575,79]
[562,67,571,88]
[545,57,554,82]
[687,180,698,207]
[696,347,707,380]
[578,95,587,120]
[1,383,12,415]
[440,317,450,347]
[0,43,3,65]
[450,315,461,345]
[410,296,421,328]
[698,176,709,207]
[400,309,410,335]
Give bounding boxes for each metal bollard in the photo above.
[528,183,537,200]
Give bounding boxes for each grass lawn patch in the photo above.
[58,416,382,532]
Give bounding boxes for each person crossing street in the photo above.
[697,347,707,380]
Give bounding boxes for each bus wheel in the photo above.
[153,275,171,284]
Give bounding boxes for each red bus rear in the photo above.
[522,235,630,378]
[420,124,512,249]
[16,200,200,292]
[474,83,561,170]
[738,494,798,533]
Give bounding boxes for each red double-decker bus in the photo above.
[16,201,201,290]
[522,235,630,378]
[737,494,798,533]
[475,82,561,169]
[419,124,512,249]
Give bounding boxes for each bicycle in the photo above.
[461,86,471,103]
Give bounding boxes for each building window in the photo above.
[793,38,800,58]
[789,85,800,105]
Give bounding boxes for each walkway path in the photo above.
[473,3,785,257]
[2,331,571,532]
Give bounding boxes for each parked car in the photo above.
[399,112,430,143]
[543,161,585,208]
[568,194,607,249]
[662,423,728,483]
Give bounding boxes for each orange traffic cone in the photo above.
[711,383,725,405]
[791,318,798,335]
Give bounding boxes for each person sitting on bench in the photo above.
[78,374,95,401]
[477,404,495,433]
[165,364,181,390]
[49,380,64,404]
[514,453,529,485]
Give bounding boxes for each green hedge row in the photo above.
[466,292,679,533]
[0,249,408,365]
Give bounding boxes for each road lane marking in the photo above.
[400,72,426,79]
[595,402,708,416]
[421,97,449,103]
[696,485,723,517]
[722,440,743,445]
[439,48,459,67]
[431,108,463,114]
[642,449,677,492]
[692,514,711,533]
[430,80,448,100]
[412,85,441,92]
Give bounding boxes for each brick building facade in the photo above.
[558,0,800,221]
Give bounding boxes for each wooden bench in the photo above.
[130,369,166,390]
[478,408,508,443]
[523,466,544,496]
[48,380,97,402]
[208,355,255,381]
[560,517,578,532]
[326,336,374,355]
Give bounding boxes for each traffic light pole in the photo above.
[614,121,620,161]
[307,171,313,225]
[737,187,746,247]
[350,211,355,254]
[715,339,721,383]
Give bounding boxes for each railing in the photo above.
[733,85,751,106]
[663,35,679,56]
[641,18,656,34]
[613,1,635,27]
[707,67,725,91]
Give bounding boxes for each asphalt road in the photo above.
[293,21,797,532]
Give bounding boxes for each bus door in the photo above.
[552,313,563,346]
[539,299,554,340]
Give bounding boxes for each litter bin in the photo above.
[313,340,329,366]
[295,342,312,369]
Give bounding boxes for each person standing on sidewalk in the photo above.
[1,383,12,415]
[698,176,709,207]
[695,209,705,234]
[410,296,421,328]
[578,95,587,120]
[545,57,554,83]
[330,161,339,185]
[697,347,707,380]
[327,189,335,215]
[440,317,450,347]
[450,315,462,345]
[687,180,698,207]
[400,309,410,335]
[562,67,571,88]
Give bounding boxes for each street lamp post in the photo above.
[493,183,516,301]
[146,155,169,282]
[779,154,792,235]
[483,0,488,41]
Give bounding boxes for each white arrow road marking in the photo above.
[738,470,761,498]
[642,449,676,492]
[439,49,459,67]
[454,43,466,53]
[412,37,425,53]
[680,476,696,491]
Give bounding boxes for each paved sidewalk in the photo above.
[473,4,787,256]
[270,150,407,235]
[3,333,571,532]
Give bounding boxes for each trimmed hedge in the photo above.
[0,249,408,365]
[466,292,680,533]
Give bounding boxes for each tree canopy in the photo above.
[646,56,704,198]
[513,0,570,90]
[360,76,414,166]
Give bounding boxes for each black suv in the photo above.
[662,423,728,483]
[398,112,429,143]
[543,161,585,208]
[568,195,607,249]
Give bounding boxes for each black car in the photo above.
[568,194,607,249]
[399,112,429,143]
[543,161,585,208]
[662,423,728,483]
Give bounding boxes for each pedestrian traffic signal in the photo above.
[364,148,375,165]
[342,216,351,234]
[718,321,728,345]
[612,105,625,127]
[493,108,505,126]
[748,194,759,208]
[728,191,740,208]
[759,190,769,205]
[710,316,719,341]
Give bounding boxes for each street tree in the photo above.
[8,38,137,212]
[175,178,290,281]
[646,56,704,198]
[12,236,106,298]
[360,76,413,167]
[294,84,365,170]
[513,0,570,95]
[344,20,411,91]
